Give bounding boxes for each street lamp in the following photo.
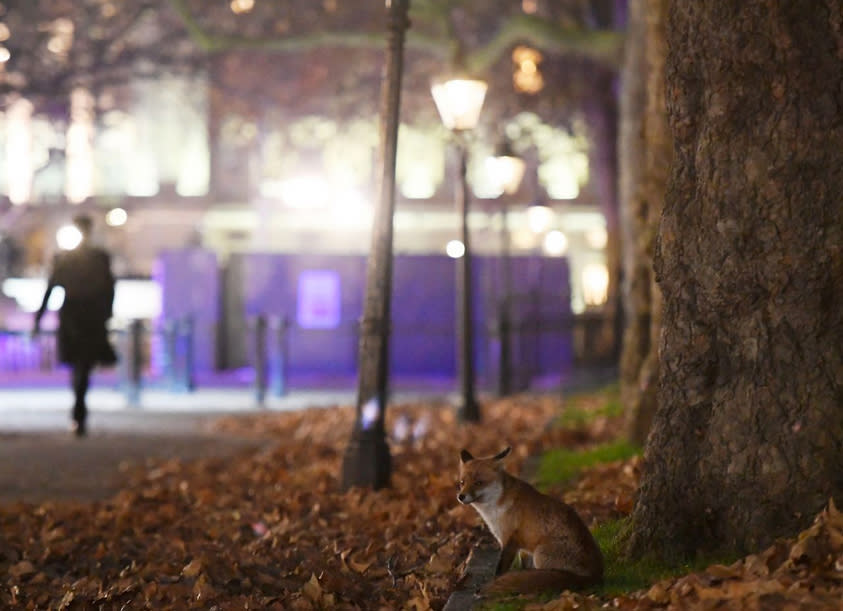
[489,139,526,197]
[431,74,487,422]
[488,138,525,395]
[341,0,410,490]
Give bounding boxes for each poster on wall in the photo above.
[297,270,341,329]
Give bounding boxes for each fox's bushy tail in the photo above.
[483,569,601,595]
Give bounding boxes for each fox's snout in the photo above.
[457,478,494,505]
[456,478,480,504]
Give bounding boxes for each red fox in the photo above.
[457,447,604,595]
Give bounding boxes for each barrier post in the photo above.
[270,315,288,397]
[254,315,267,405]
[180,315,196,392]
[126,319,144,406]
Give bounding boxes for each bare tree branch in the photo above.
[165,0,621,73]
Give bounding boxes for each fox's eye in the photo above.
[456,480,464,490]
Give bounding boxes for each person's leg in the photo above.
[71,361,93,436]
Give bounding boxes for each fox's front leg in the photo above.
[496,540,519,575]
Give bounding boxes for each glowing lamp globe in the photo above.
[430,77,488,131]
[490,139,526,195]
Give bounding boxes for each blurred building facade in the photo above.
[0,48,613,382]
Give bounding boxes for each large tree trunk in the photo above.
[620,0,670,446]
[628,0,843,559]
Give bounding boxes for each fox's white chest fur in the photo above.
[471,481,510,545]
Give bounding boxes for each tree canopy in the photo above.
[0,0,623,116]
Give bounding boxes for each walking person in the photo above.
[33,214,117,436]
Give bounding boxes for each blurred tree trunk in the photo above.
[628,0,843,559]
[582,2,624,366]
[619,0,670,446]
[584,67,621,362]
[618,0,647,438]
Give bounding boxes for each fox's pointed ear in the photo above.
[493,447,512,461]
[460,449,474,463]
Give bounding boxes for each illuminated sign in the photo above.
[296,270,341,329]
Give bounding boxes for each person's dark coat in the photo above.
[40,245,117,367]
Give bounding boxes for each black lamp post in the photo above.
[431,76,488,422]
[488,138,526,396]
[341,0,410,490]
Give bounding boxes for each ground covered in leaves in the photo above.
[0,391,840,610]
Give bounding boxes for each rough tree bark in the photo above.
[620,0,671,446]
[628,0,843,558]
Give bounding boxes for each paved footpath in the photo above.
[0,427,269,504]
[0,386,363,505]
[0,384,454,504]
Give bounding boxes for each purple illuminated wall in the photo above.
[390,255,456,377]
[224,254,365,376]
[216,252,572,388]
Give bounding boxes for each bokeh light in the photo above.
[106,207,128,227]
[526,204,554,234]
[586,226,608,250]
[582,263,610,307]
[230,0,255,14]
[56,224,83,250]
[543,230,568,256]
[446,240,465,258]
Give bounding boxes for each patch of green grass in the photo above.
[594,518,662,594]
[535,440,641,488]
[557,383,623,429]
[474,592,555,611]
[593,518,740,596]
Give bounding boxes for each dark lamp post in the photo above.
[431,75,487,422]
[489,139,525,396]
[341,0,410,490]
